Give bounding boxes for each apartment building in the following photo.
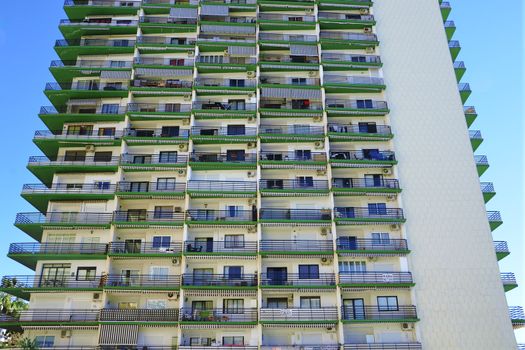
[0,0,522,349]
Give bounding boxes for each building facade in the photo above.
[0,0,522,349]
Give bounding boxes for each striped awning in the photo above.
[135,67,192,77]
[228,45,256,56]
[201,4,229,16]
[261,87,322,99]
[99,324,139,345]
[290,44,318,56]
[100,70,132,79]
[170,7,198,19]
[201,24,255,34]
[68,99,99,105]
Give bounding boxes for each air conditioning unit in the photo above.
[92,292,101,301]
[248,199,256,206]
[61,329,72,338]
[364,27,373,34]
[382,168,392,175]
[167,292,178,300]
[187,50,195,57]
[183,94,192,101]
[182,118,190,125]
[321,257,333,265]
[247,71,256,78]
[177,169,187,177]
[314,141,324,149]
[305,8,313,14]
[326,327,336,332]
[316,169,326,176]
[178,143,188,151]
[390,223,401,231]
[365,47,375,54]
[224,49,230,56]
[320,228,330,236]
[248,92,255,98]
[247,142,256,149]
[172,258,180,265]
[313,115,322,122]
[247,171,256,177]
[85,144,96,153]
[247,116,255,122]
[308,71,317,77]
[386,194,397,201]
[247,226,257,233]
[360,8,370,15]
[401,322,414,331]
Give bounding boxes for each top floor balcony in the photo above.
[59,18,138,39]
[55,38,136,61]
[63,0,142,20]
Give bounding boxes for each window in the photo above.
[371,232,390,245]
[101,104,120,114]
[297,176,314,187]
[267,298,288,308]
[94,181,111,190]
[193,269,213,285]
[291,78,307,85]
[298,265,319,279]
[339,261,366,273]
[368,203,387,215]
[110,60,127,68]
[150,266,169,280]
[67,125,93,135]
[267,179,284,189]
[224,266,243,279]
[227,124,246,136]
[98,127,116,136]
[300,296,321,309]
[156,178,176,191]
[289,16,304,22]
[351,56,367,63]
[154,206,173,219]
[356,99,373,109]
[226,150,245,161]
[364,174,383,187]
[40,264,70,287]
[94,151,113,162]
[34,336,55,348]
[161,126,180,137]
[76,267,97,281]
[152,236,171,249]
[223,299,244,314]
[224,235,245,248]
[124,239,142,253]
[159,151,178,163]
[377,296,399,311]
[130,181,149,192]
[64,150,86,161]
[358,122,377,134]
[225,205,243,218]
[223,336,244,346]
[229,79,245,87]
[295,149,311,160]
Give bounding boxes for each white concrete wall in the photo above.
[374,0,516,348]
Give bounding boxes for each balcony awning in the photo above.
[228,45,256,56]
[99,324,139,346]
[100,70,132,80]
[201,24,255,34]
[261,87,322,99]
[201,4,229,16]
[170,7,198,19]
[67,99,99,105]
[135,67,192,77]
[290,44,318,57]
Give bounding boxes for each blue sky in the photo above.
[0,0,523,342]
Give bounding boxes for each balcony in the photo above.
[259,179,330,196]
[107,241,183,257]
[260,273,336,289]
[191,126,257,143]
[339,272,414,288]
[330,151,397,167]
[0,274,102,300]
[8,242,107,269]
[184,240,257,256]
[258,14,316,30]
[328,124,392,142]
[334,207,406,224]
[33,130,123,158]
[127,103,192,118]
[181,273,258,289]
[55,38,136,61]
[262,346,339,350]
[259,100,324,118]
[475,155,489,176]
[259,208,332,224]
[131,79,193,93]
[21,183,116,212]
[448,40,461,60]
[341,305,419,323]
[39,105,126,131]
[187,180,257,197]
[100,308,180,323]
[116,181,186,199]
[332,178,401,196]
[15,212,112,241]
[49,59,133,82]
[344,343,422,350]
[458,83,471,103]
[45,82,129,108]
[137,36,196,50]
[189,152,257,170]
[27,155,120,186]
[134,56,195,69]
[186,209,257,225]
[324,75,386,93]
[192,101,257,118]
[260,77,321,88]
[336,238,410,256]
[440,1,451,20]
[469,130,483,151]
[260,307,338,324]
[317,0,373,11]
[259,152,327,169]
[259,125,325,142]
[480,182,495,203]
[103,274,181,290]
[259,33,317,46]
[322,53,382,71]
[195,78,257,94]
[325,99,389,116]
[464,106,477,126]
[320,32,378,49]
[180,308,258,325]
[444,20,456,41]
[63,0,142,20]
[58,19,138,39]
[123,128,190,145]
[0,309,99,330]
[196,56,257,73]
[319,13,375,29]
[487,210,502,231]
[494,241,510,261]
[120,153,189,169]
[501,272,518,292]
[113,210,185,227]
[139,16,198,34]
[510,306,525,329]
[197,35,257,51]
[259,240,334,256]
[454,60,466,81]
[259,54,319,72]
